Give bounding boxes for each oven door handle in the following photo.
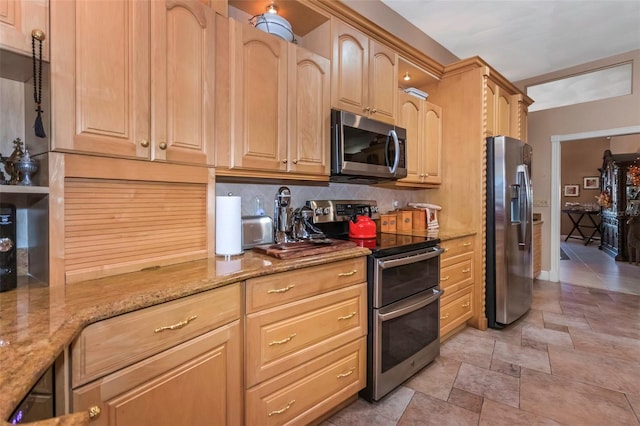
[378,247,444,269]
[378,288,444,321]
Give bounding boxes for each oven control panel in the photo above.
[306,200,380,224]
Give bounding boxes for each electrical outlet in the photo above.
[533,199,549,207]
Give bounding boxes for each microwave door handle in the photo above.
[388,129,400,173]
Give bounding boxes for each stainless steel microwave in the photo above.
[331,109,407,182]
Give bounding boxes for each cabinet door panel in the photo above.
[423,103,442,184]
[0,0,49,59]
[368,41,397,124]
[152,0,214,165]
[397,92,422,183]
[231,22,287,171]
[496,92,511,136]
[484,79,496,137]
[331,19,368,114]
[288,45,330,176]
[73,321,242,426]
[51,0,149,158]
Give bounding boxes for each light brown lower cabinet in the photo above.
[439,236,475,338]
[71,283,242,425]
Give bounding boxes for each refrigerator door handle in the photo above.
[517,164,532,250]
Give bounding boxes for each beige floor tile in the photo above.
[403,356,460,401]
[453,363,520,408]
[463,322,523,346]
[548,345,640,395]
[521,324,574,348]
[520,368,637,425]
[397,391,479,426]
[586,317,640,340]
[447,388,483,413]
[478,399,562,426]
[324,386,414,426]
[626,394,640,423]
[439,331,495,369]
[492,340,551,373]
[517,308,545,328]
[568,327,640,363]
[489,358,521,377]
[542,311,591,330]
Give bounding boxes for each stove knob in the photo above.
[314,207,324,215]
[323,207,331,215]
[372,206,379,213]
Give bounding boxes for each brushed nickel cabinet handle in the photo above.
[463,242,472,247]
[337,312,356,321]
[338,270,357,277]
[371,108,377,113]
[267,285,295,294]
[159,142,168,150]
[292,159,298,164]
[337,367,356,378]
[441,313,449,320]
[282,159,288,164]
[140,139,149,148]
[462,268,471,273]
[154,315,198,333]
[88,406,101,420]
[441,276,450,281]
[268,333,296,346]
[462,301,470,308]
[363,107,371,112]
[268,400,295,416]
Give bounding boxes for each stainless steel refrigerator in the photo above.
[486,136,533,329]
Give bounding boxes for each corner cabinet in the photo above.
[396,90,443,187]
[50,0,216,165]
[331,18,397,125]
[222,20,330,179]
[71,283,242,426]
[0,0,49,59]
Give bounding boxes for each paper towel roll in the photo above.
[215,195,243,256]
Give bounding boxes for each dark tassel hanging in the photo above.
[31,30,46,138]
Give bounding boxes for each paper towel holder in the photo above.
[215,193,244,259]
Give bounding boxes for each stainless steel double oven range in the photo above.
[307,200,444,401]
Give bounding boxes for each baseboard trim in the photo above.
[536,270,550,281]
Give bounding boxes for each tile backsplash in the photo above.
[216,181,433,217]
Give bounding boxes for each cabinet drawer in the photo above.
[440,253,473,294]
[246,337,366,426]
[246,284,367,386]
[72,283,241,387]
[440,287,473,337]
[440,235,474,262]
[246,258,366,314]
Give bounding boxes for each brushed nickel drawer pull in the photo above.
[268,333,297,346]
[338,270,357,277]
[441,276,450,281]
[154,315,198,333]
[268,400,295,416]
[462,301,470,308]
[463,242,472,247]
[462,268,471,273]
[338,311,357,321]
[337,367,356,378]
[441,313,449,320]
[88,406,101,420]
[267,285,295,294]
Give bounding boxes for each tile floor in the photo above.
[323,240,640,426]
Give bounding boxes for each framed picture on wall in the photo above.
[564,184,580,197]
[583,176,599,189]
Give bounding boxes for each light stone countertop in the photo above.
[0,247,369,423]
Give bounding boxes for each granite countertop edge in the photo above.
[0,247,370,422]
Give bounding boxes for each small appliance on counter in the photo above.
[241,216,273,249]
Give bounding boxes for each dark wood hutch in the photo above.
[599,150,640,260]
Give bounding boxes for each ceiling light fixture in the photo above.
[403,72,411,81]
[266,3,278,14]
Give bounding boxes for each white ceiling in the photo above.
[380,0,640,82]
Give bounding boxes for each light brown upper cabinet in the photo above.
[223,20,329,180]
[0,0,49,60]
[484,77,511,138]
[396,91,442,187]
[50,0,215,166]
[511,94,529,142]
[331,19,397,125]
